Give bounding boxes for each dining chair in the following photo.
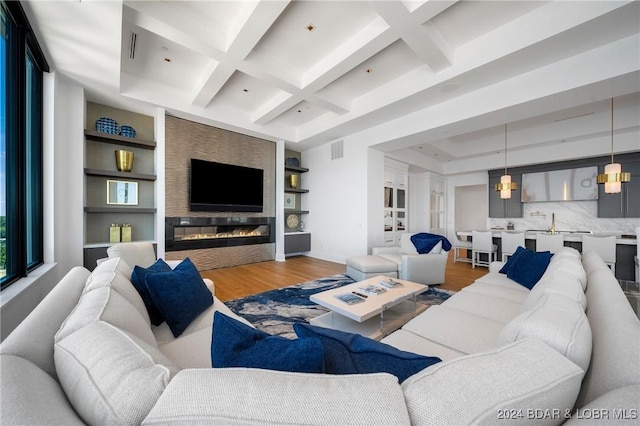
[581,235,617,275]
[500,231,525,262]
[453,230,472,263]
[536,233,564,254]
[471,230,498,269]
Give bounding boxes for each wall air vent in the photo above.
[331,140,344,160]
[129,32,138,59]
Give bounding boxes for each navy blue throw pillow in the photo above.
[506,249,553,290]
[499,246,527,275]
[211,312,325,373]
[293,323,441,382]
[144,258,213,337]
[131,259,172,325]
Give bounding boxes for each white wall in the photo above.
[303,137,384,263]
[1,75,85,340]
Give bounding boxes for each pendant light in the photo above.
[597,98,630,194]
[495,123,517,199]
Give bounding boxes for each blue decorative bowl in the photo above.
[120,125,136,138]
[95,117,119,135]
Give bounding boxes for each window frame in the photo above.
[1,1,49,290]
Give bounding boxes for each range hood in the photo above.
[521,166,598,202]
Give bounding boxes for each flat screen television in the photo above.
[190,158,264,212]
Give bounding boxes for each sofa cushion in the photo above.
[380,329,467,362]
[106,241,157,269]
[55,286,157,347]
[54,321,178,426]
[211,312,325,373]
[294,323,441,382]
[144,258,213,337]
[0,354,86,425]
[402,305,505,355]
[497,294,592,371]
[401,338,584,425]
[506,248,553,289]
[142,368,411,426]
[83,256,150,325]
[548,256,587,291]
[523,271,587,312]
[440,290,523,324]
[131,259,172,326]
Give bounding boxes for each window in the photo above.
[1,1,48,289]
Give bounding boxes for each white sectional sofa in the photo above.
[1,247,639,425]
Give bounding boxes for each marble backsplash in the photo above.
[488,201,639,235]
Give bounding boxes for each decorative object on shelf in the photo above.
[107,180,138,205]
[119,125,137,138]
[288,174,299,189]
[284,193,296,209]
[115,149,134,172]
[285,157,300,167]
[110,224,121,243]
[286,214,300,229]
[121,224,132,242]
[95,117,120,135]
[597,98,631,194]
[495,123,518,199]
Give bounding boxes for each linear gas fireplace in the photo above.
[165,217,275,252]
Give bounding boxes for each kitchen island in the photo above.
[456,229,637,279]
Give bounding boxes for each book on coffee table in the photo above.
[358,284,386,296]
[334,292,366,305]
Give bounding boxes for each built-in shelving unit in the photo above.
[83,102,156,269]
[284,150,311,254]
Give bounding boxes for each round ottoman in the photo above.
[346,255,398,282]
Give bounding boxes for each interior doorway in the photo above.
[454,185,487,232]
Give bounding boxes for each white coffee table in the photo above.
[310,275,428,340]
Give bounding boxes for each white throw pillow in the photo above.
[55,321,179,426]
[402,338,584,425]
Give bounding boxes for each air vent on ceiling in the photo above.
[129,32,138,59]
[331,140,344,160]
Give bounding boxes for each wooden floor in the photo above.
[202,249,487,302]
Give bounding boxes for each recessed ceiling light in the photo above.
[306,24,315,31]
[164,58,172,63]
[366,68,373,74]
[243,89,249,93]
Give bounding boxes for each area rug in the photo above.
[224,274,455,339]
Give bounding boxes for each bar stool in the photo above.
[501,231,525,262]
[536,233,564,253]
[472,230,498,269]
[581,235,617,276]
[453,231,472,263]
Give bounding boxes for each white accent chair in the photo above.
[471,230,497,269]
[536,233,564,253]
[500,231,525,262]
[452,231,472,263]
[348,233,449,285]
[581,235,617,276]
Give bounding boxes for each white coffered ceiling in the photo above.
[22,0,640,174]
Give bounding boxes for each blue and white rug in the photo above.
[224,274,454,339]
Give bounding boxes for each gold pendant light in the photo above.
[597,98,630,194]
[495,123,517,199]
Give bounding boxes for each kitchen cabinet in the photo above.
[598,161,640,218]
